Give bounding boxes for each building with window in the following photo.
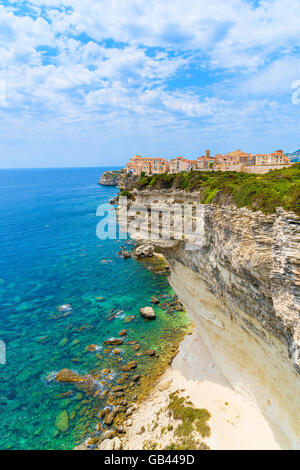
[126,155,169,175]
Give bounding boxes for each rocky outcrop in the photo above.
[134,244,154,258]
[117,173,138,190]
[99,170,122,186]
[117,189,300,449]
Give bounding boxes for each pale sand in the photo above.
[123,327,282,450]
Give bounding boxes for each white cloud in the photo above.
[0,0,300,162]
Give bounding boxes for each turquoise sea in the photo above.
[0,167,189,450]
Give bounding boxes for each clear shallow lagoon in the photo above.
[0,167,189,450]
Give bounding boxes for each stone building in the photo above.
[125,149,291,176]
[126,155,169,175]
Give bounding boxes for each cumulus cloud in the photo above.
[0,0,300,160]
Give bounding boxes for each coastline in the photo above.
[121,326,282,450]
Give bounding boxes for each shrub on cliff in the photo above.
[117,190,136,201]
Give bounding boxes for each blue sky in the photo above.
[0,0,300,168]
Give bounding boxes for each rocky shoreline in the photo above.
[52,248,190,450]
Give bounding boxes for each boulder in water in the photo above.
[139,307,156,320]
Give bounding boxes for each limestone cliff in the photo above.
[118,188,300,449]
[99,170,122,186]
[117,173,138,190]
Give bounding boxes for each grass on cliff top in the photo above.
[136,163,300,215]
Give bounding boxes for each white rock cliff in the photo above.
[118,189,300,449]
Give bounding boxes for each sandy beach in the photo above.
[123,327,282,450]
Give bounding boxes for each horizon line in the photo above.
[0,165,124,170]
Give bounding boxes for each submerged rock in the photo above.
[121,361,137,372]
[144,349,156,356]
[119,329,127,336]
[139,306,156,320]
[113,348,122,355]
[55,410,69,433]
[58,337,69,348]
[55,369,85,383]
[104,338,123,345]
[123,316,135,324]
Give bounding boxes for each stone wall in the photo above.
[243,164,292,174]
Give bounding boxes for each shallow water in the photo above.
[0,167,189,450]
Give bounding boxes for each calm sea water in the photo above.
[0,167,189,450]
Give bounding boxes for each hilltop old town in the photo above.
[125,149,292,176]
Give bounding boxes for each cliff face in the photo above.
[99,170,122,186]
[119,189,300,449]
[117,173,138,190]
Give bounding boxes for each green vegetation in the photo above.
[137,164,300,215]
[168,390,211,439]
[118,190,135,201]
